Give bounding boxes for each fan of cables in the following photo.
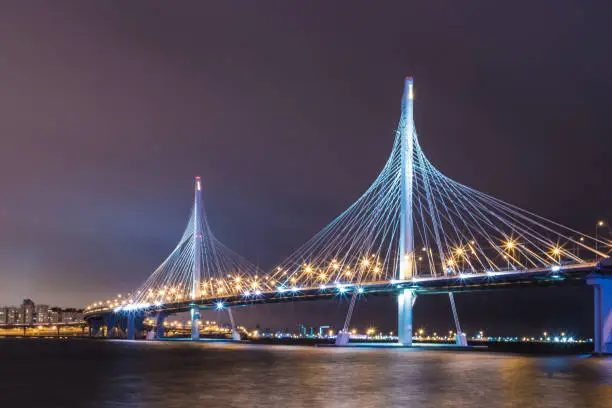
[269,83,608,290]
[128,203,274,307]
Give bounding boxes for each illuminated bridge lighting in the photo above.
[84,78,606,349]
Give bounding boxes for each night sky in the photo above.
[1,1,611,336]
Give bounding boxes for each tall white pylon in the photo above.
[398,76,416,345]
[191,176,202,341]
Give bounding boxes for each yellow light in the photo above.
[552,247,561,255]
[319,273,327,280]
[345,271,352,277]
[447,259,455,266]
[455,248,464,255]
[304,266,312,273]
[362,259,370,267]
[235,277,241,283]
[374,267,380,273]
[505,240,515,249]
[598,221,605,227]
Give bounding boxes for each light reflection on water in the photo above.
[1,339,611,407]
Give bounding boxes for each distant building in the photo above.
[35,304,50,324]
[7,307,19,324]
[61,309,83,324]
[49,308,61,324]
[0,300,84,325]
[20,299,35,324]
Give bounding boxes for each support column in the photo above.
[190,306,200,341]
[89,320,102,337]
[145,312,167,340]
[398,289,417,345]
[227,308,241,341]
[103,314,118,339]
[336,291,358,346]
[397,77,416,345]
[587,274,612,354]
[192,176,202,341]
[449,293,468,346]
[127,314,136,340]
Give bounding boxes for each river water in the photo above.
[1,338,611,407]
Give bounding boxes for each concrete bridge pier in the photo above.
[190,305,201,341]
[398,289,417,346]
[88,320,102,337]
[587,273,612,354]
[126,314,136,340]
[227,308,241,341]
[103,314,118,339]
[146,312,168,340]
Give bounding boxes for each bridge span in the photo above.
[84,77,612,352]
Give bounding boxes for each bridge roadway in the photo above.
[85,262,603,321]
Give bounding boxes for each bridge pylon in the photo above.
[191,176,202,340]
[397,76,416,345]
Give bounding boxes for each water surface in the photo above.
[1,339,611,407]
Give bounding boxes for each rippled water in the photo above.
[1,339,611,407]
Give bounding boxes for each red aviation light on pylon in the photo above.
[195,176,201,191]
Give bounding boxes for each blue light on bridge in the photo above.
[337,285,346,293]
[243,290,251,297]
[215,302,224,310]
[319,284,327,290]
[357,287,364,293]
[278,286,287,293]
[551,265,561,272]
[154,301,162,307]
[290,286,299,293]
[254,290,262,296]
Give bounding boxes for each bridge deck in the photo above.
[85,262,602,320]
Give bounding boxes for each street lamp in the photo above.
[596,221,605,261]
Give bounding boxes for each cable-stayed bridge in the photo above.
[84,78,612,352]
